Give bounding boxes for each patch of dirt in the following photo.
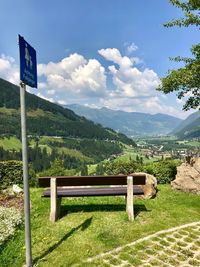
[0,194,24,210]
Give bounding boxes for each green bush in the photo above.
[104,159,142,175]
[103,159,180,184]
[0,160,37,189]
[143,159,180,184]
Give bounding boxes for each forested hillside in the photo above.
[172,111,200,139]
[0,78,134,145]
[0,78,137,175]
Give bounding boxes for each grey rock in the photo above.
[12,184,23,194]
[134,172,157,199]
[171,157,200,195]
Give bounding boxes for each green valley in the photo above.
[0,77,199,179]
[0,78,136,176]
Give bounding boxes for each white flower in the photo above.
[0,207,22,245]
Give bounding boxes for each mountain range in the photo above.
[66,104,183,137]
[0,78,134,145]
[1,77,199,140]
[171,111,200,139]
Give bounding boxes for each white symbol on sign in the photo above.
[25,43,33,69]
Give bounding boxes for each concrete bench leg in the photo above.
[50,178,61,222]
[127,176,134,221]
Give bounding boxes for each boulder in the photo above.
[171,157,200,195]
[133,172,157,199]
[12,184,23,194]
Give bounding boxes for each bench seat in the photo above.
[42,185,144,198]
[39,174,146,222]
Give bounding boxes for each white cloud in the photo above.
[130,57,143,65]
[38,82,47,89]
[57,99,67,105]
[36,92,54,103]
[70,59,106,95]
[99,48,132,68]
[0,54,19,84]
[100,95,187,118]
[0,50,189,119]
[38,53,86,76]
[176,98,184,104]
[38,54,107,99]
[83,103,100,109]
[99,48,160,98]
[124,42,138,54]
[37,48,187,118]
[47,89,56,95]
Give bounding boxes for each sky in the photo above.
[0,0,199,119]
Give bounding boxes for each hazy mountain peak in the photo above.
[66,104,183,137]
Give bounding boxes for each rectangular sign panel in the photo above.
[19,35,37,88]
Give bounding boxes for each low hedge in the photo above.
[0,160,37,189]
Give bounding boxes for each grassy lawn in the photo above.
[0,137,21,151]
[0,185,199,266]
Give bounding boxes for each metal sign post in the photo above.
[18,35,37,267]
[20,82,32,267]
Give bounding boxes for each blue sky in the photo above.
[0,0,199,118]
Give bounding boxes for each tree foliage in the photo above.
[164,0,200,28]
[158,0,200,110]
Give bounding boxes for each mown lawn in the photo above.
[0,185,199,267]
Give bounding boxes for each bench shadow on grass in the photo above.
[61,204,149,218]
[33,217,93,265]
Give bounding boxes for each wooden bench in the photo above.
[38,174,146,222]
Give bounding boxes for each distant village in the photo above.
[137,138,200,160]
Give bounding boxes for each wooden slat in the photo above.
[39,174,146,187]
[42,186,144,197]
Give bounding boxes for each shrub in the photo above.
[0,206,22,246]
[0,160,37,189]
[143,159,181,184]
[104,159,142,175]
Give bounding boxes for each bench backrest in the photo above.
[38,174,146,187]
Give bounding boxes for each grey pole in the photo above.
[20,82,32,267]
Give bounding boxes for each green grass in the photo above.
[29,139,52,154]
[117,146,161,164]
[0,185,199,266]
[187,140,200,147]
[59,147,92,162]
[0,107,17,115]
[0,137,21,151]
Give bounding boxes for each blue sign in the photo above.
[19,35,37,88]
